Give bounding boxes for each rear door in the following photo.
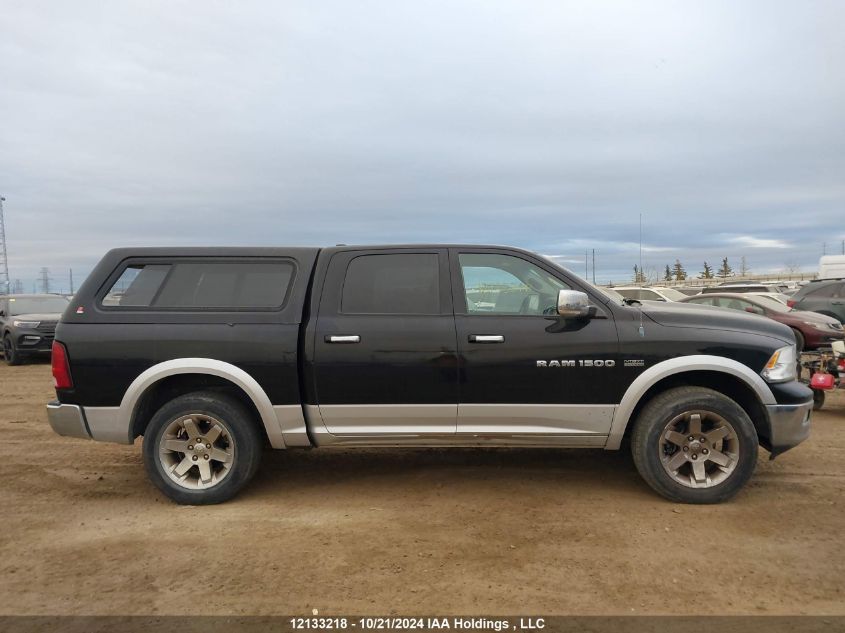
[802,282,845,322]
[451,248,620,441]
[313,248,458,435]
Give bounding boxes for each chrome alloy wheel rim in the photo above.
[659,410,739,488]
[158,414,235,490]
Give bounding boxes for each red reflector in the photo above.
[51,341,73,389]
[810,372,835,390]
[787,299,796,308]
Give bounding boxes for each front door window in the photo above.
[458,253,569,316]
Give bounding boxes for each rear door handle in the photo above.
[326,335,361,344]
[468,334,505,343]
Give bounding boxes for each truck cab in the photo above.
[46,245,813,505]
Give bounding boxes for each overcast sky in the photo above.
[1,0,843,290]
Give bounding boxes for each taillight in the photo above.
[787,299,796,308]
[51,341,73,389]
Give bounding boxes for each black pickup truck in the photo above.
[46,245,813,505]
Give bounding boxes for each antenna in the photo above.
[637,214,645,337]
[0,196,9,295]
[639,213,643,276]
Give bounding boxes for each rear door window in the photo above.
[341,253,440,314]
[807,283,843,299]
[102,260,294,310]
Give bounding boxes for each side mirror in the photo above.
[557,289,593,318]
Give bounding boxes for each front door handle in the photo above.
[326,335,361,344]
[468,334,505,343]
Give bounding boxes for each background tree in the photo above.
[740,256,751,277]
[633,265,646,284]
[699,262,714,279]
[673,259,687,281]
[717,257,733,279]
[664,265,673,282]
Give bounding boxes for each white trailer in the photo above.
[818,256,845,279]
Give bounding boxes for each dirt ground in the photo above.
[1,362,843,616]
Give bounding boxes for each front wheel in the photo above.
[3,335,22,366]
[790,328,805,353]
[631,386,759,504]
[142,391,263,505]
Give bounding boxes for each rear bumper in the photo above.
[764,399,812,458]
[46,401,129,443]
[46,401,91,440]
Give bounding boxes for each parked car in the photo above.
[680,293,843,351]
[787,279,845,323]
[611,286,688,302]
[0,294,70,365]
[706,283,781,293]
[47,245,812,505]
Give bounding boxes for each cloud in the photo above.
[0,1,842,289]
[728,236,791,249]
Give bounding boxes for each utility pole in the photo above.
[592,249,596,285]
[69,268,74,295]
[0,196,9,295]
[585,249,588,279]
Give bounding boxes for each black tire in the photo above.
[3,335,22,366]
[631,386,759,504]
[790,328,805,352]
[813,389,825,411]
[142,391,263,505]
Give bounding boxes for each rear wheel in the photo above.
[3,335,22,366]
[142,391,263,505]
[631,386,758,504]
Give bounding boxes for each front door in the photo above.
[452,248,620,441]
[313,249,458,436]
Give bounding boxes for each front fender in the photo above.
[604,355,776,450]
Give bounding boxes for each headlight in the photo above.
[12,320,40,328]
[803,321,829,331]
[761,344,797,383]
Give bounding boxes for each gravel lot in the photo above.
[1,362,843,616]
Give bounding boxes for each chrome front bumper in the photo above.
[765,399,812,458]
[46,401,91,440]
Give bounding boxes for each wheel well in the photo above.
[623,370,769,443]
[130,373,266,443]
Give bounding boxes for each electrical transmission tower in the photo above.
[0,196,9,295]
[39,267,51,294]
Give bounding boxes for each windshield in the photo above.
[594,286,625,303]
[7,295,70,316]
[658,288,688,301]
[752,296,792,313]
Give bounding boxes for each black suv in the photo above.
[787,279,845,323]
[0,294,70,365]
